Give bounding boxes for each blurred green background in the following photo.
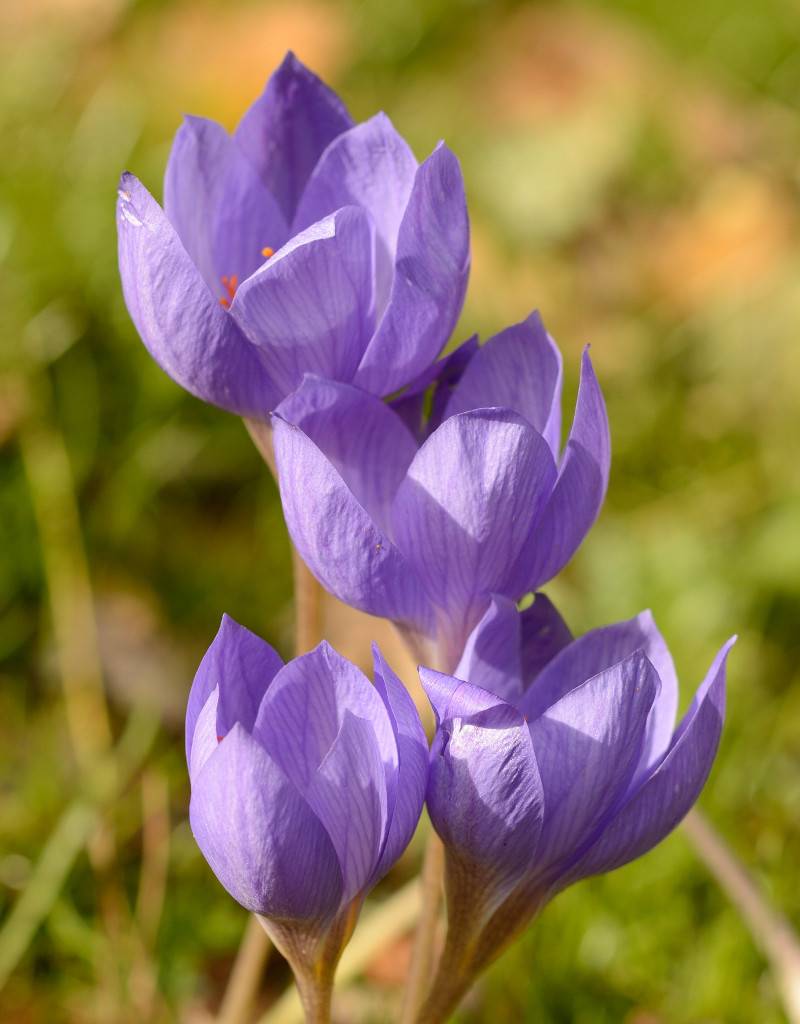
[2,0,800,1021]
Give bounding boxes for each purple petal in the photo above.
[185,614,283,767]
[561,638,734,885]
[371,645,429,881]
[390,335,480,440]
[229,207,376,398]
[189,688,219,780]
[519,610,674,724]
[293,113,418,313]
[303,711,389,901]
[519,594,573,687]
[254,641,395,793]
[445,312,563,457]
[522,348,611,590]
[117,174,280,417]
[352,143,471,396]
[190,724,344,920]
[163,116,288,294]
[276,376,418,533]
[272,417,434,634]
[392,410,557,660]
[420,668,544,901]
[234,51,353,224]
[454,595,523,703]
[529,650,659,879]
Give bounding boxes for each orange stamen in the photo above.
[218,274,238,309]
[261,246,274,259]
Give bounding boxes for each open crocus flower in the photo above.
[273,311,609,671]
[186,616,428,1014]
[414,600,735,1024]
[117,52,469,419]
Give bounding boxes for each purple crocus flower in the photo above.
[414,598,735,1022]
[272,311,609,671]
[116,52,470,419]
[186,615,428,1009]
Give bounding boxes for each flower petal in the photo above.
[272,417,433,634]
[455,595,523,703]
[276,375,418,533]
[352,143,471,395]
[163,116,288,293]
[185,614,283,766]
[188,688,219,780]
[392,409,557,661]
[519,594,573,688]
[230,206,376,398]
[303,711,389,902]
[529,650,659,880]
[371,644,429,881]
[445,312,563,457]
[116,173,279,416]
[190,723,344,920]
[254,641,395,793]
[522,348,610,590]
[293,113,418,312]
[234,51,353,224]
[421,668,544,902]
[519,610,674,723]
[561,638,734,885]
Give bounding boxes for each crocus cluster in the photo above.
[120,52,734,1024]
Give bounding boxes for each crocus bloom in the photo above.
[273,311,609,671]
[186,616,428,1010]
[415,598,735,1023]
[117,52,470,419]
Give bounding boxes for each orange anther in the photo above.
[261,246,274,259]
[219,274,238,309]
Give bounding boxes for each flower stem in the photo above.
[399,834,444,1024]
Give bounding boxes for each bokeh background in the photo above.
[2,0,800,1021]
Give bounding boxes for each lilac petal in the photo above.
[530,650,659,879]
[562,638,734,885]
[454,595,523,703]
[189,688,219,780]
[163,116,288,294]
[272,417,434,634]
[234,51,353,224]
[190,724,343,920]
[371,645,429,881]
[445,312,563,457]
[520,610,674,721]
[420,668,544,900]
[254,641,395,794]
[519,594,573,688]
[230,207,376,398]
[303,711,389,902]
[117,174,280,417]
[353,144,471,396]
[522,348,611,591]
[276,376,418,533]
[293,113,418,312]
[392,410,557,651]
[185,614,283,766]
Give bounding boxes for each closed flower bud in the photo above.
[186,616,428,1019]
